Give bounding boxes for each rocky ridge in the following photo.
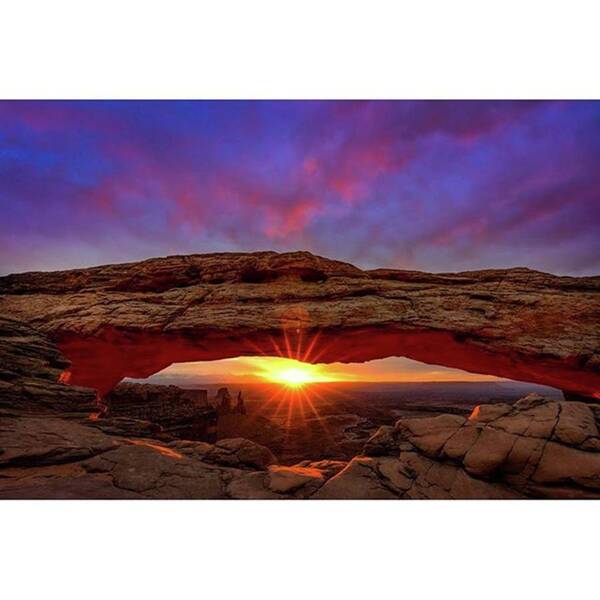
[102,382,218,442]
[0,317,98,418]
[316,394,600,499]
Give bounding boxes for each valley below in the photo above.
[196,381,563,465]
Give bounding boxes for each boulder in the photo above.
[267,465,324,495]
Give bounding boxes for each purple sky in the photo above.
[1,100,599,276]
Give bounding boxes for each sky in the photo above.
[1,100,599,383]
[1,100,599,277]
[135,356,503,386]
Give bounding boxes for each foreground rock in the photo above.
[3,394,600,499]
[0,416,335,499]
[2,283,598,500]
[1,251,598,397]
[315,394,600,499]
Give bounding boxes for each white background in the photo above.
[2,0,599,98]
[1,1,599,599]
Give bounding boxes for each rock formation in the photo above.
[102,382,217,442]
[1,250,599,499]
[2,393,600,499]
[0,251,598,398]
[214,387,233,415]
[2,317,600,499]
[0,316,98,419]
[315,394,600,499]
[235,391,246,415]
[214,388,247,416]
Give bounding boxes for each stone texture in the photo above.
[1,251,599,499]
[0,415,120,468]
[395,414,466,456]
[0,414,331,499]
[267,465,324,495]
[204,438,278,470]
[87,416,164,439]
[293,459,347,479]
[342,394,600,499]
[312,457,400,499]
[3,394,600,499]
[313,449,521,500]
[0,251,598,397]
[0,316,97,418]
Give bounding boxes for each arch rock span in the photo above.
[0,251,598,398]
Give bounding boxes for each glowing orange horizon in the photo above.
[134,330,506,441]
[144,329,504,386]
[150,354,503,385]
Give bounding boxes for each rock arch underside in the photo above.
[1,251,599,398]
[1,251,600,499]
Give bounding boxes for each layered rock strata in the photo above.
[1,251,598,397]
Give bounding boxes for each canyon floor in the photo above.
[3,390,600,499]
[202,381,563,465]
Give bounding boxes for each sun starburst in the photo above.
[233,329,356,450]
[255,358,333,388]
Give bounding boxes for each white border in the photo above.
[1,0,599,98]
[1,500,598,599]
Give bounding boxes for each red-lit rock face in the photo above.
[1,251,599,398]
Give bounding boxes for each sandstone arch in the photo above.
[1,251,598,398]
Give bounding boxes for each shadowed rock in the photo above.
[102,382,217,442]
[214,387,233,415]
[0,316,98,418]
[3,392,600,499]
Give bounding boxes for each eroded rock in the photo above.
[0,415,302,499]
[103,382,217,442]
[0,317,97,418]
[0,416,120,468]
[346,394,600,499]
[2,394,600,499]
[1,251,598,397]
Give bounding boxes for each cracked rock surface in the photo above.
[1,252,599,499]
[316,394,600,499]
[0,316,98,418]
[0,416,339,499]
[3,394,600,499]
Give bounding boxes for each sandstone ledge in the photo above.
[315,394,600,499]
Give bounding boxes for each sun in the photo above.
[254,357,334,388]
[273,367,315,388]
